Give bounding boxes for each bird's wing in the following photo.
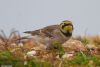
[40,25,59,37]
[24,25,59,37]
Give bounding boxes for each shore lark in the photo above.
[24,20,74,49]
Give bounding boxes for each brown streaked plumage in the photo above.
[24,20,74,49]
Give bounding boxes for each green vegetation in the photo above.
[0,31,100,67]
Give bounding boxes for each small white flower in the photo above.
[27,50,36,57]
[24,61,28,65]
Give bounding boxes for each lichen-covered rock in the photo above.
[63,39,87,52]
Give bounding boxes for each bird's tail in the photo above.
[24,31,38,35]
[23,31,32,34]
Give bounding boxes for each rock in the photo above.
[62,51,74,59]
[62,39,86,52]
[90,47,100,56]
[86,44,96,49]
[23,38,37,49]
[0,44,6,51]
[32,43,46,50]
[18,42,24,47]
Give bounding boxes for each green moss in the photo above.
[52,41,65,58]
[68,53,89,65]
[91,56,100,66]
[27,59,53,67]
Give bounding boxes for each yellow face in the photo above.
[63,25,73,33]
[60,20,73,33]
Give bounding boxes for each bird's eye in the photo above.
[62,23,69,29]
[64,23,66,25]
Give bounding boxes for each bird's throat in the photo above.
[61,30,72,37]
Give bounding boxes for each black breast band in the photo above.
[61,30,72,37]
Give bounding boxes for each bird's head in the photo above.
[59,20,74,36]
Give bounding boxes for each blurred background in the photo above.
[0,0,100,36]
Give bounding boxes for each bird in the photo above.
[24,20,74,50]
